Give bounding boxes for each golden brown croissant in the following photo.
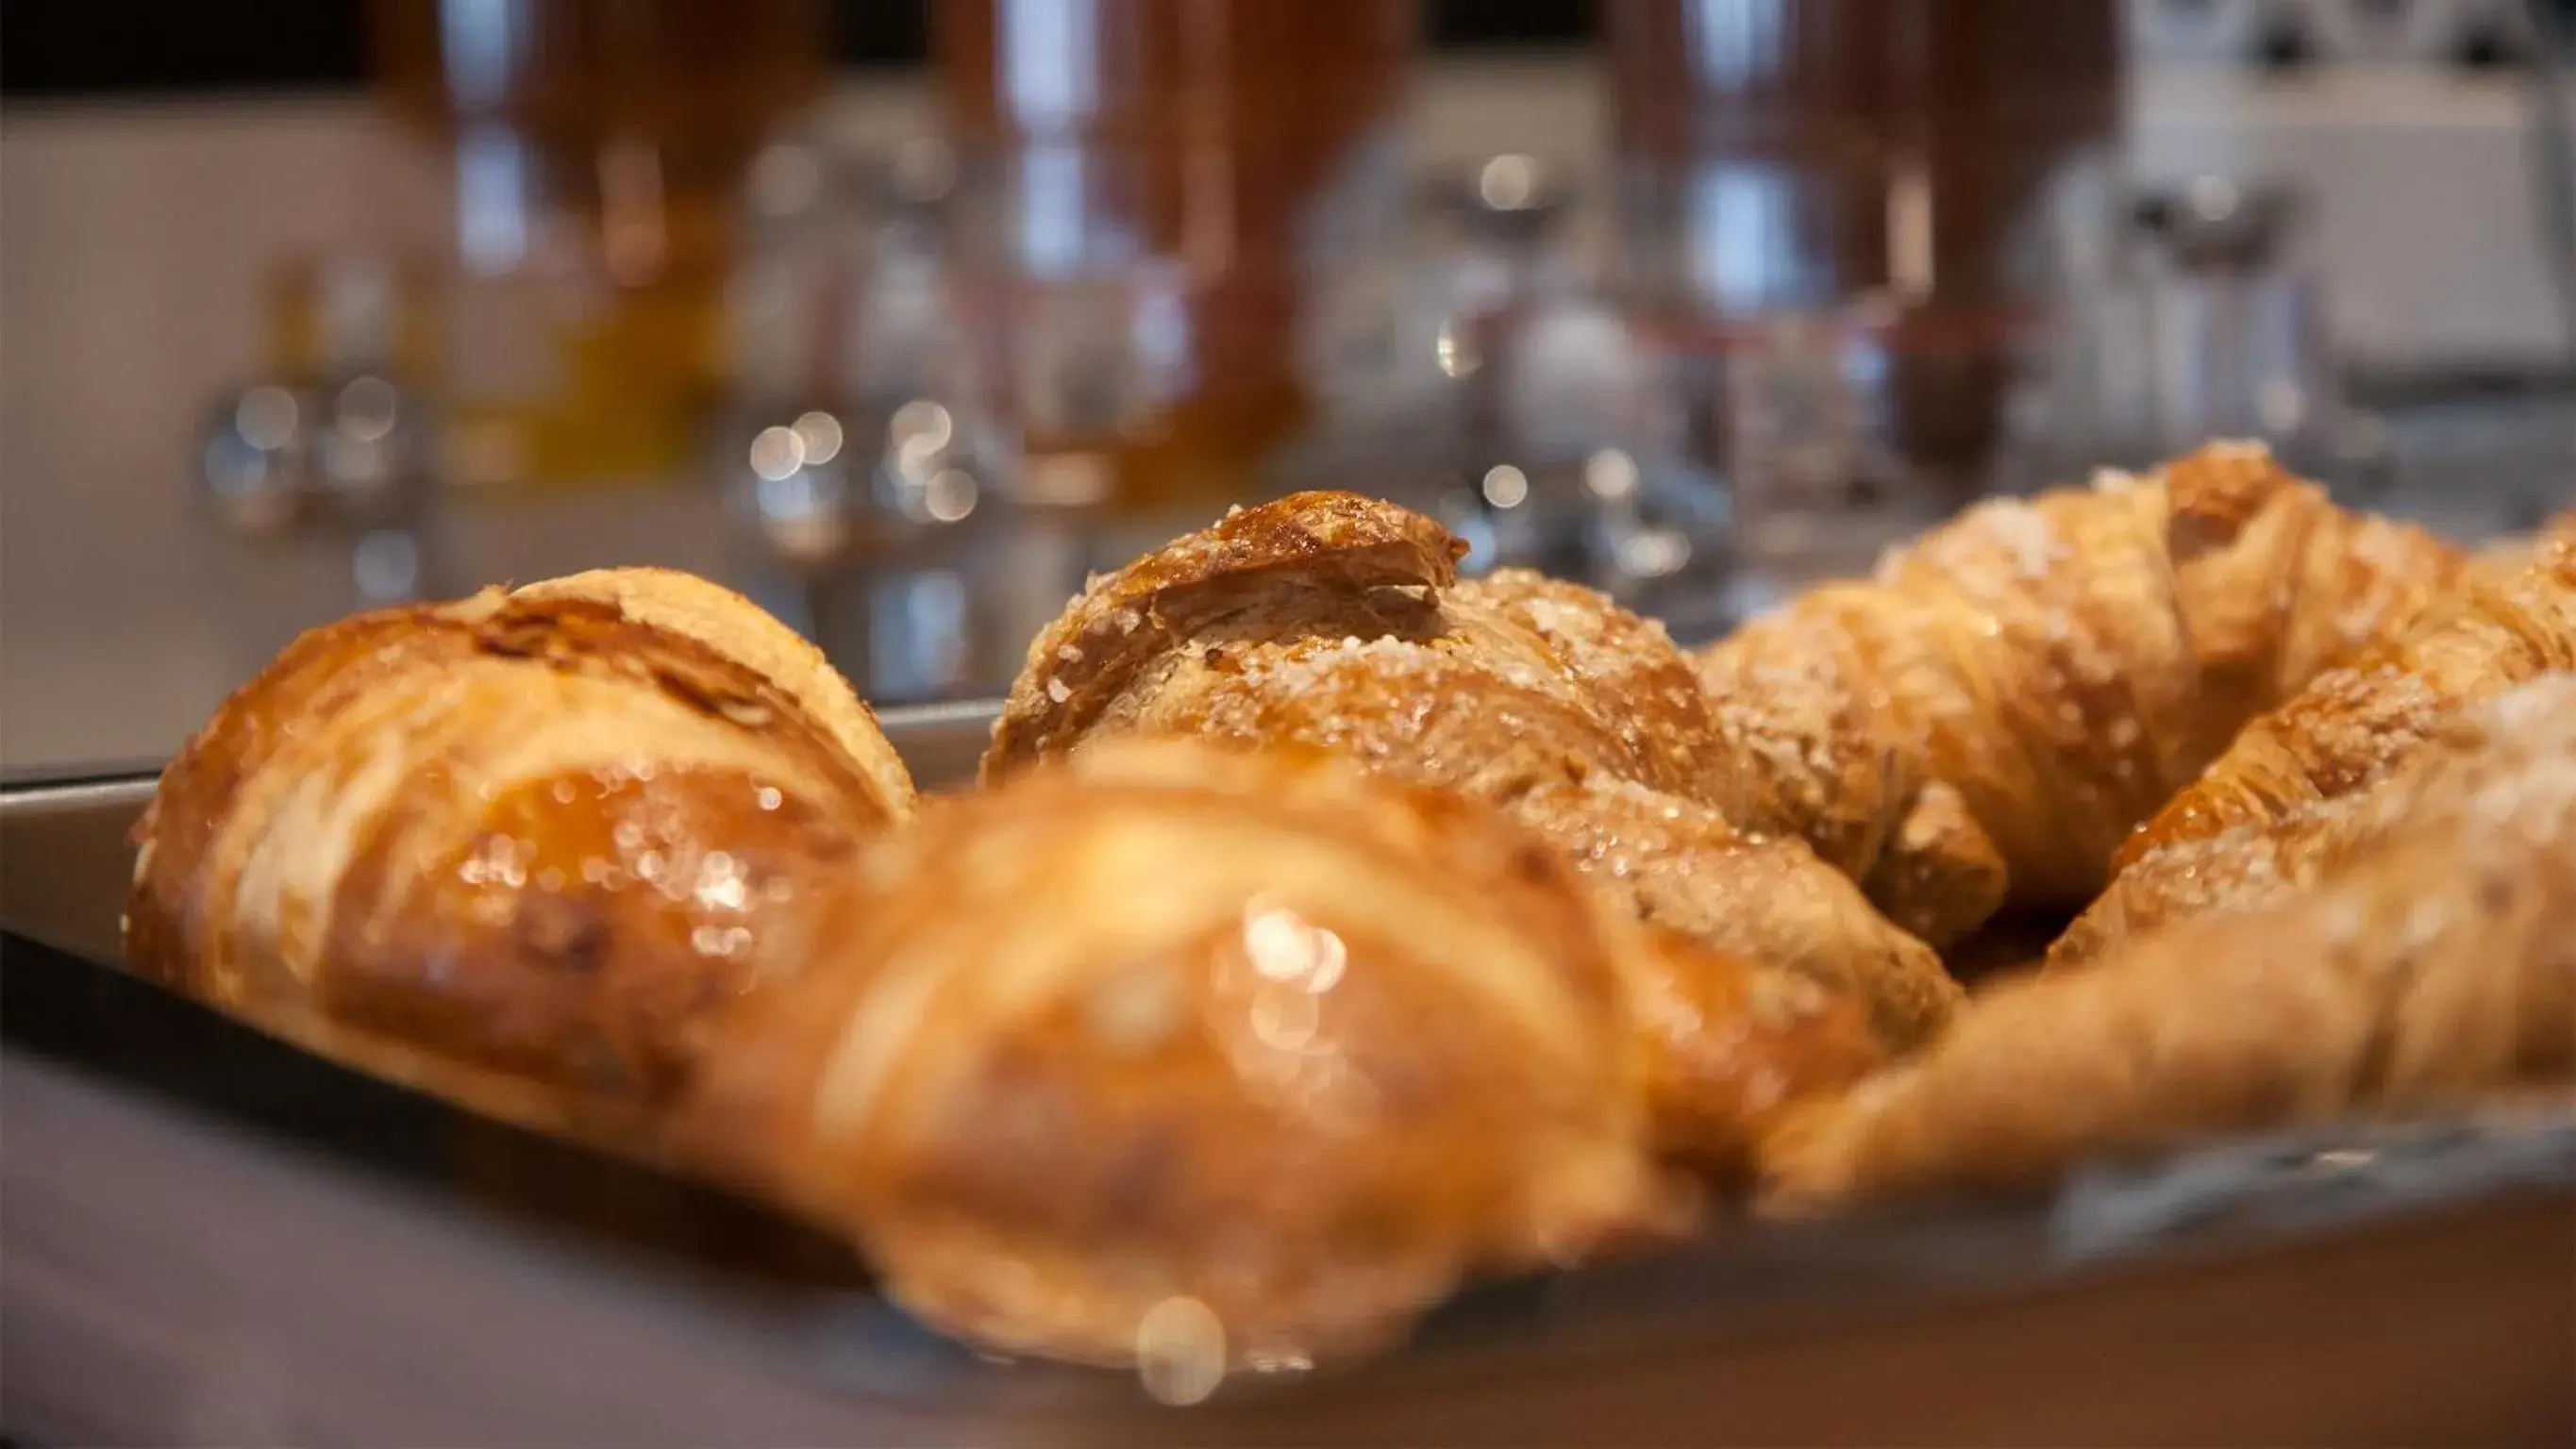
[982,493,1960,1064]
[1693,441,2463,948]
[1759,674,2576,1211]
[2053,533,2576,965]
[125,568,914,1150]
[2475,508,2576,575]
[676,738,1673,1371]
[1624,924,1889,1181]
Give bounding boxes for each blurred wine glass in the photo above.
[371,0,829,491]
[1280,153,1734,638]
[1997,175,2378,500]
[196,255,438,607]
[723,133,1070,703]
[1604,0,2125,611]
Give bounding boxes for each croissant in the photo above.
[125,567,914,1150]
[675,738,1674,1372]
[2052,532,2576,965]
[1693,441,2463,947]
[981,494,1959,1080]
[2476,508,2576,575]
[1759,673,2576,1210]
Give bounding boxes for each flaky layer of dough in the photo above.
[1761,674,2576,1210]
[2055,531,2576,965]
[126,571,912,1154]
[1695,442,2463,946]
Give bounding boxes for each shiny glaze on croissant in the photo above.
[1761,673,2576,1211]
[2053,532,2576,965]
[677,739,1672,1371]
[980,493,1956,1144]
[1694,441,2463,947]
[125,568,913,1149]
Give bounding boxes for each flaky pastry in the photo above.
[677,738,1673,1370]
[1761,674,2576,1210]
[981,492,1959,1161]
[2055,531,2576,964]
[125,570,912,1150]
[1694,441,2463,946]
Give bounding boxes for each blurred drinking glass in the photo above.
[1998,176,2363,497]
[373,0,828,491]
[1280,153,1734,638]
[934,0,1416,525]
[724,136,1075,704]
[1606,0,2123,603]
[201,254,441,602]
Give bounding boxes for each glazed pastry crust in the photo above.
[1761,674,2576,1210]
[125,572,912,1152]
[1694,442,2464,946]
[516,566,917,816]
[677,739,1672,1368]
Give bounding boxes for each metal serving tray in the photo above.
[4,702,2572,1445]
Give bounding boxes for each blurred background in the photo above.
[3,0,2571,774]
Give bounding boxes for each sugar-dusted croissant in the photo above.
[2477,508,2576,575]
[1759,674,2576,1211]
[125,567,914,1150]
[1694,441,2463,947]
[2052,532,2576,965]
[676,738,1674,1372]
[982,493,1960,1060]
